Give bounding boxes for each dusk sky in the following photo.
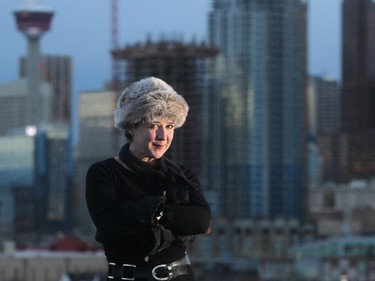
[0,0,341,96]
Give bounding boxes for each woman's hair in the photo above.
[114,77,189,138]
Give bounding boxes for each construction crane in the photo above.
[111,0,120,91]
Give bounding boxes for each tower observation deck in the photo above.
[14,1,54,127]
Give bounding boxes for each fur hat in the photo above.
[114,77,189,131]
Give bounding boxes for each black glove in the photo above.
[121,196,166,226]
[138,225,174,260]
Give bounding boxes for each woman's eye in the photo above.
[166,125,175,129]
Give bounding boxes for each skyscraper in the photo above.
[338,0,375,182]
[20,55,73,123]
[34,122,73,235]
[0,80,52,135]
[209,0,307,219]
[307,76,340,182]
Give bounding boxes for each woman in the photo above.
[86,77,211,281]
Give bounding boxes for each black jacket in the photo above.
[85,157,211,266]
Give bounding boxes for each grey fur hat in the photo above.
[114,77,189,131]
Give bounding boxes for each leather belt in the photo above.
[108,254,192,281]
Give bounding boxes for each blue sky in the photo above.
[0,0,341,96]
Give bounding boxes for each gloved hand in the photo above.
[138,225,174,261]
[121,196,167,226]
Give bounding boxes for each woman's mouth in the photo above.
[153,143,165,149]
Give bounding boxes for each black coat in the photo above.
[85,157,211,267]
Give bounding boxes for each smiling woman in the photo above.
[85,77,211,281]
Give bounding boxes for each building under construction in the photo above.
[111,40,218,184]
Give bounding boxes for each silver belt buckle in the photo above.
[152,264,173,281]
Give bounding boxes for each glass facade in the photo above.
[34,122,73,234]
[209,0,307,219]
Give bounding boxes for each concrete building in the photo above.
[0,250,107,281]
[0,79,52,135]
[208,0,308,219]
[309,179,375,237]
[20,55,73,123]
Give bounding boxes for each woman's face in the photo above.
[128,119,175,163]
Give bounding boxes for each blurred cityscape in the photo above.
[1,0,375,280]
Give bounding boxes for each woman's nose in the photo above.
[156,127,166,140]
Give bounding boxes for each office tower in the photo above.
[209,0,307,219]
[307,76,340,182]
[20,55,73,123]
[0,80,52,135]
[14,2,53,127]
[308,76,340,137]
[34,122,73,235]
[112,40,218,183]
[338,0,375,182]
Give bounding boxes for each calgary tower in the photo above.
[14,0,53,127]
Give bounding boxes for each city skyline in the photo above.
[0,0,341,97]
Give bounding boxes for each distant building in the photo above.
[190,217,315,262]
[0,133,34,187]
[338,0,375,182]
[0,133,35,240]
[20,55,73,123]
[0,79,52,135]
[290,236,375,280]
[309,179,375,237]
[34,122,73,236]
[308,76,340,137]
[307,76,340,183]
[208,0,308,219]
[0,250,107,281]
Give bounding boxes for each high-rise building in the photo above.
[337,0,375,182]
[209,0,307,219]
[308,76,340,137]
[341,0,375,130]
[34,122,73,235]
[20,55,73,123]
[111,40,218,184]
[307,76,340,182]
[0,79,52,135]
